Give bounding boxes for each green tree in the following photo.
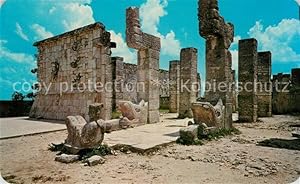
[11,92,25,101]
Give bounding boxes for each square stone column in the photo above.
[204,37,233,128]
[111,57,124,111]
[238,38,258,122]
[137,49,160,123]
[169,60,180,113]
[179,48,198,118]
[257,51,272,117]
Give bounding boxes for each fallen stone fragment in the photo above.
[87,155,105,166]
[292,131,300,138]
[179,125,199,143]
[55,154,79,163]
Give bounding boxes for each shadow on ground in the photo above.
[258,138,300,151]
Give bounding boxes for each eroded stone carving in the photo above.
[198,0,234,49]
[51,60,59,81]
[118,100,148,128]
[191,99,225,128]
[64,103,105,154]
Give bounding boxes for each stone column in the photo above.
[231,70,237,113]
[238,38,258,122]
[204,37,233,128]
[137,48,160,123]
[111,57,124,111]
[169,60,180,113]
[257,51,272,117]
[179,48,198,118]
[197,73,201,98]
[198,0,234,129]
[126,7,161,124]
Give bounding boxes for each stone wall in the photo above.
[272,68,300,114]
[169,60,180,113]
[238,38,258,122]
[112,62,169,106]
[290,68,300,113]
[30,23,114,121]
[257,52,272,117]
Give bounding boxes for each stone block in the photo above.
[179,125,199,143]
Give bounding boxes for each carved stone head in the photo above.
[88,103,104,122]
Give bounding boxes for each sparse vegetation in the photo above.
[198,126,241,141]
[177,126,241,145]
[112,110,122,119]
[49,143,112,160]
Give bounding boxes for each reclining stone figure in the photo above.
[191,99,225,128]
[64,103,105,154]
[118,100,148,128]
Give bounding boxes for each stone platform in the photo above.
[104,113,189,153]
[0,117,65,139]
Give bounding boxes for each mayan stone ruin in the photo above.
[30,23,115,121]
[257,51,272,117]
[198,0,234,128]
[2,0,300,183]
[178,48,198,118]
[238,38,258,122]
[272,68,300,114]
[126,7,161,124]
[169,60,180,113]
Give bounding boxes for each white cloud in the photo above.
[31,24,54,40]
[0,40,36,66]
[109,30,136,63]
[61,3,95,31]
[0,0,6,8]
[231,35,241,48]
[248,19,300,62]
[229,35,241,73]
[15,22,29,41]
[49,6,56,14]
[230,49,238,72]
[140,0,181,57]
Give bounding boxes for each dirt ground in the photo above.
[1,115,300,184]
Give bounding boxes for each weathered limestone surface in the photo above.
[290,68,300,113]
[238,38,258,122]
[272,68,300,114]
[198,0,234,128]
[179,125,199,143]
[55,154,79,163]
[231,70,237,113]
[115,63,168,104]
[64,103,106,153]
[126,7,160,123]
[118,100,148,128]
[111,57,124,111]
[30,23,114,120]
[179,48,198,118]
[191,99,225,128]
[169,60,180,113]
[257,52,272,117]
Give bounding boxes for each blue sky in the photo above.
[0,0,300,100]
